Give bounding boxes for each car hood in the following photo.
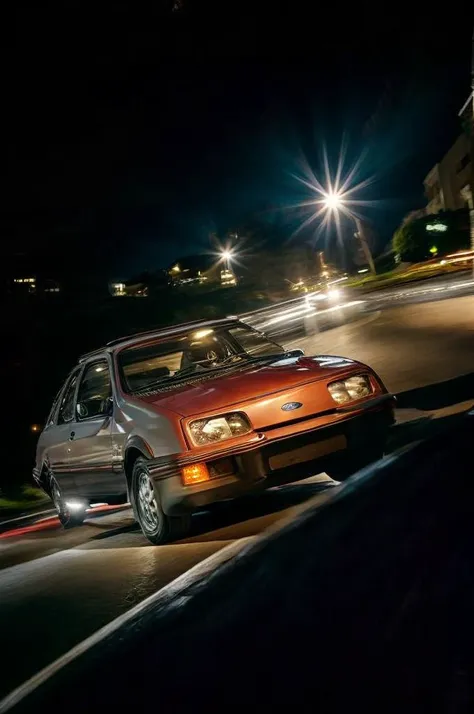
[137,355,365,418]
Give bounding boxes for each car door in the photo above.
[45,368,82,496]
[67,357,123,500]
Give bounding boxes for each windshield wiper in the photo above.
[133,363,234,393]
[134,365,205,392]
[218,351,251,365]
[173,364,207,379]
[244,350,302,364]
[219,350,294,365]
[132,351,301,394]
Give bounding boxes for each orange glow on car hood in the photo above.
[137,356,367,419]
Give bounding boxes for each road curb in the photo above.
[0,482,344,714]
[0,535,254,714]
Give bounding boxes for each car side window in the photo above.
[57,370,80,425]
[76,360,111,420]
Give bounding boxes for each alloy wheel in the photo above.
[137,470,160,532]
[52,481,66,516]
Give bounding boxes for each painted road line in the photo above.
[0,536,253,714]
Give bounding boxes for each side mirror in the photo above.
[288,348,304,357]
[96,397,114,417]
[77,403,88,419]
[105,396,114,416]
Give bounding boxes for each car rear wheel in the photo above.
[51,479,87,528]
[132,457,191,545]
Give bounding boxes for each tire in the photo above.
[328,447,384,482]
[132,457,191,545]
[51,478,87,528]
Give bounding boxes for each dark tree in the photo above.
[393,209,470,262]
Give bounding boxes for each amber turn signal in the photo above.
[181,462,210,486]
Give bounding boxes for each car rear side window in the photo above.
[57,370,80,424]
[76,360,111,419]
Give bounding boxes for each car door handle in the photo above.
[69,431,75,440]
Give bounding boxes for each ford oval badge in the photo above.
[281,401,303,412]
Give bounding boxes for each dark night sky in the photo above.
[3,2,473,280]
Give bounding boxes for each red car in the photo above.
[34,318,395,544]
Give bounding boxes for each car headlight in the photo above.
[188,412,251,446]
[328,375,372,404]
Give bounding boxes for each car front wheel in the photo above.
[51,479,87,528]
[132,457,191,545]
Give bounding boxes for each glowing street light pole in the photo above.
[221,249,233,270]
[322,191,376,275]
[353,216,376,276]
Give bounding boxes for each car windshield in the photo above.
[118,324,285,393]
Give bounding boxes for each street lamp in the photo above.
[221,249,233,269]
[321,190,376,275]
[322,191,346,211]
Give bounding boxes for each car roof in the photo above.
[78,317,241,362]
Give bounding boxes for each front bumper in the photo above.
[149,393,396,515]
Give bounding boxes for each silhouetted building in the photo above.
[167,255,225,286]
[459,89,474,249]
[424,134,472,215]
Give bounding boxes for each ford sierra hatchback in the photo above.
[33,319,395,543]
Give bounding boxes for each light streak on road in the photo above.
[365,277,474,303]
[240,295,365,339]
[238,272,474,340]
[0,505,130,540]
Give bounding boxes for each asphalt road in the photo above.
[0,476,337,700]
[292,293,474,395]
[242,269,474,340]
[360,270,474,309]
[1,292,473,702]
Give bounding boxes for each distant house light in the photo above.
[111,282,126,296]
[220,269,236,286]
[426,223,447,232]
[14,277,36,284]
